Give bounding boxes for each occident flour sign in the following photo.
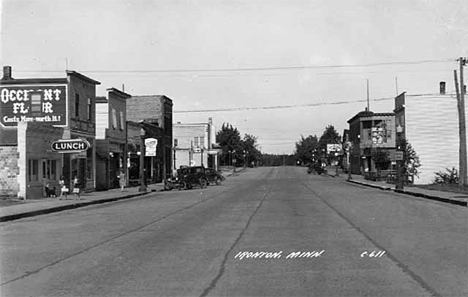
[0,85,67,127]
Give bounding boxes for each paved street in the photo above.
[1,167,466,297]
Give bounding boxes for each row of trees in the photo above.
[216,123,262,167]
[295,125,341,165]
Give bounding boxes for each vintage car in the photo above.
[164,166,209,190]
[204,168,225,185]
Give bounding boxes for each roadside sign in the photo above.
[395,151,404,161]
[51,139,90,153]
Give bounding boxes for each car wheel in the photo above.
[200,178,208,188]
[181,181,189,190]
[215,177,222,185]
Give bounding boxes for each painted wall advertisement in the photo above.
[0,85,67,127]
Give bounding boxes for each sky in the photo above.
[1,0,467,154]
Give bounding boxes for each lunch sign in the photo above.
[0,85,67,127]
[51,139,90,154]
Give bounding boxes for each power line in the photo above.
[173,96,396,113]
[15,59,454,74]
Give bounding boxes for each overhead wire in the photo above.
[14,58,455,74]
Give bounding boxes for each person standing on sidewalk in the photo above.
[118,169,126,192]
[72,175,81,200]
[59,176,68,200]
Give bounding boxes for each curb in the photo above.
[0,192,150,223]
[225,168,246,177]
[346,180,467,207]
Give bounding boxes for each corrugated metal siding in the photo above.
[406,95,468,184]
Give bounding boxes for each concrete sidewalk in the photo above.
[0,168,244,223]
[325,168,467,207]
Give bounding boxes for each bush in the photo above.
[434,167,459,184]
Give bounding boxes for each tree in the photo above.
[216,123,243,166]
[318,125,341,163]
[242,134,262,166]
[396,138,421,178]
[294,135,319,164]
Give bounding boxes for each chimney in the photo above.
[2,66,12,80]
[439,81,446,94]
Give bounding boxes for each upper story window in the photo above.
[75,94,80,117]
[119,111,124,131]
[194,137,199,147]
[174,139,178,147]
[111,108,117,129]
[30,93,42,116]
[200,136,205,148]
[87,98,92,120]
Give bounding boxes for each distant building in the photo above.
[347,109,396,175]
[95,88,131,190]
[173,118,220,171]
[394,86,468,184]
[0,66,100,198]
[126,95,173,181]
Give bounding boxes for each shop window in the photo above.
[41,160,57,180]
[75,94,80,117]
[28,159,38,182]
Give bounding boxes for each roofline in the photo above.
[347,112,394,124]
[129,95,173,103]
[106,87,131,98]
[66,70,101,85]
[0,78,68,85]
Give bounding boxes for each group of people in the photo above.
[49,169,126,200]
[57,175,81,200]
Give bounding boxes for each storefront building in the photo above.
[173,117,220,171]
[0,66,100,199]
[126,95,173,181]
[347,109,395,175]
[95,88,131,190]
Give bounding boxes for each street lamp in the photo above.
[139,128,147,192]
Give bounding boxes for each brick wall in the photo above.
[127,96,164,125]
[0,145,19,197]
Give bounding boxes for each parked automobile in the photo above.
[205,168,225,185]
[164,166,209,190]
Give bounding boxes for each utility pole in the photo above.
[455,57,467,188]
[366,79,370,111]
[346,134,352,181]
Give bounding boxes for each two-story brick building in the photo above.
[126,95,173,182]
[0,66,100,199]
[347,109,396,175]
[95,88,131,190]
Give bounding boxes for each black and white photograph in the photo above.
[0,0,467,296]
